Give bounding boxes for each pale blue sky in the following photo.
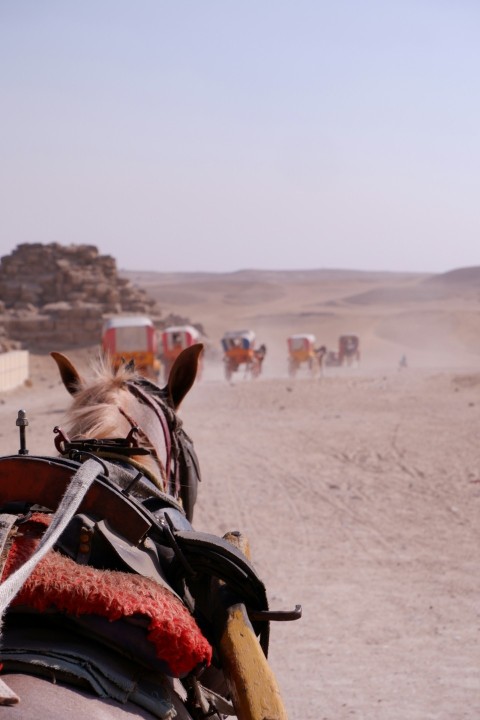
[1,1,479,273]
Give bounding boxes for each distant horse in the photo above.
[399,354,408,370]
[0,345,290,719]
[251,343,267,378]
[314,345,327,376]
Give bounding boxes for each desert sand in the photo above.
[0,268,478,719]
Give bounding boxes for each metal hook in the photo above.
[247,604,303,622]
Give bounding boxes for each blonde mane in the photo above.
[63,357,138,438]
[61,356,166,485]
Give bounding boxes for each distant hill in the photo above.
[123,268,424,286]
[423,266,480,286]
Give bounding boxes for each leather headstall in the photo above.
[125,377,202,522]
[54,375,201,522]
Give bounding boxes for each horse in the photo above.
[251,344,267,379]
[314,345,327,377]
[0,345,291,719]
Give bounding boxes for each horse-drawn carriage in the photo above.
[338,334,360,366]
[287,334,317,377]
[221,330,266,382]
[325,334,360,367]
[0,346,298,719]
[160,325,201,382]
[101,316,161,380]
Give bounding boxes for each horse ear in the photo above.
[124,358,136,373]
[166,343,203,409]
[50,351,84,395]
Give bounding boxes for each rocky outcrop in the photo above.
[0,243,161,350]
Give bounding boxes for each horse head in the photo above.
[51,344,203,517]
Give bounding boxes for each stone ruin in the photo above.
[0,243,163,350]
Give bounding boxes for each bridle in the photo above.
[54,375,201,521]
[124,378,180,493]
[124,376,202,521]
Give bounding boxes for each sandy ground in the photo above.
[0,268,479,719]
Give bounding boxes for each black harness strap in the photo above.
[125,381,174,479]
[125,378,202,521]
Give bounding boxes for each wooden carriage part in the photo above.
[214,531,289,720]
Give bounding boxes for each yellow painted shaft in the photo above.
[219,603,289,720]
[216,532,289,720]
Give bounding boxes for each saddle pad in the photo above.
[1,620,177,719]
[2,514,212,677]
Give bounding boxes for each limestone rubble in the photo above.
[0,243,160,349]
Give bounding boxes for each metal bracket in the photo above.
[247,604,302,622]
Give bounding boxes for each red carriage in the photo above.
[160,325,201,381]
[325,334,360,367]
[101,315,161,380]
[221,330,266,381]
[287,334,317,377]
[339,334,360,365]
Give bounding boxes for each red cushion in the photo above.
[3,515,212,677]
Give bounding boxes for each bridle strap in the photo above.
[124,381,175,486]
[116,404,168,486]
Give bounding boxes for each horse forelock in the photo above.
[90,353,141,385]
[64,357,143,440]
[61,357,169,485]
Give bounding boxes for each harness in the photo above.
[53,375,201,522]
[125,376,202,522]
[0,393,301,717]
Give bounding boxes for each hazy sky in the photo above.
[1,1,479,274]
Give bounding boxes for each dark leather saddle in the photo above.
[0,454,271,656]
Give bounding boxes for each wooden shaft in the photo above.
[215,531,289,720]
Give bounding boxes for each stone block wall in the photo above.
[0,243,163,350]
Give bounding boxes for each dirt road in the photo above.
[1,351,478,719]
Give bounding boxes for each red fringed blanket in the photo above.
[2,513,212,677]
